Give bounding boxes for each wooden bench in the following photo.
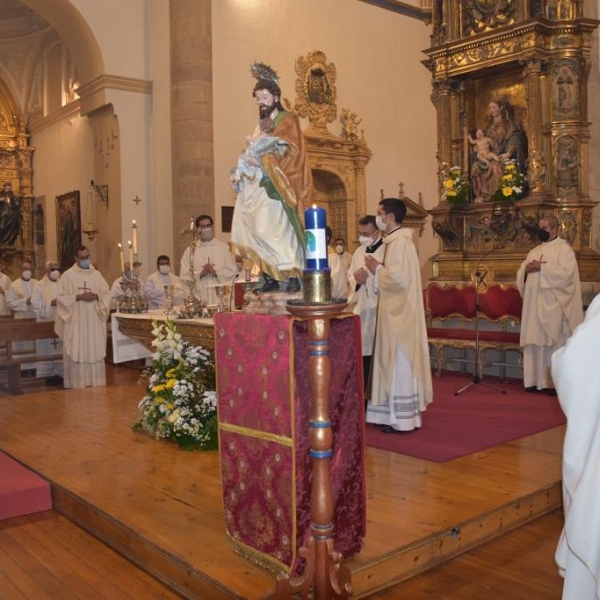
[0,319,61,394]
[425,282,522,377]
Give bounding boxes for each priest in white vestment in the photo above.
[553,293,600,600]
[143,255,185,310]
[365,199,433,432]
[348,215,385,391]
[328,237,352,299]
[31,261,63,379]
[180,215,238,306]
[7,261,38,372]
[517,215,583,394]
[55,246,111,389]
[0,267,12,315]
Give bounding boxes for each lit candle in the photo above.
[190,217,195,230]
[118,243,125,274]
[128,240,134,267]
[132,220,138,254]
[304,205,328,270]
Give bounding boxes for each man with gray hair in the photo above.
[517,214,583,395]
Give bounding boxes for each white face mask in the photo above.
[358,235,373,247]
[159,265,170,275]
[22,270,32,281]
[375,215,387,232]
[335,244,344,255]
[49,270,60,281]
[200,228,213,241]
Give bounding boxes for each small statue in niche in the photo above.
[0,181,23,246]
[308,68,329,104]
[556,64,576,113]
[340,109,362,141]
[527,150,546,194]
[556,136,579,191]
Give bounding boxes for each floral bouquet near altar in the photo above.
[133,319,218,451]
[442,166,470,208]
[492,159,527,203]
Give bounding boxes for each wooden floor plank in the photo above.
[0,512,180,599]
[0,365,565,598]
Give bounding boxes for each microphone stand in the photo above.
[455,267,506,396]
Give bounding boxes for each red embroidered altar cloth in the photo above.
[214,312,366,575]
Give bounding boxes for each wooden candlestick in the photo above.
[266,299,352,600]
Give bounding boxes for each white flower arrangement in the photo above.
[133,319,218,451]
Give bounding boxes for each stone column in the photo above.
[170,0,214,263]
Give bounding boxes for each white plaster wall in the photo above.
[30,113,95,263]
[212,0,439,273]
[68,0,149,78]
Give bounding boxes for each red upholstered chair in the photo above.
[425,283,477,377]
[477,284,523,376]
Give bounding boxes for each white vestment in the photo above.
[31,276,63,377]
[143,271,185,310]
[55,264,110,389]
[7,278,39,370]
[0,272,11,315]
[328,250,352,299]
[366,228,433,431]
[348,240,385,357]
[179,238,238,306]
[553,293,600,600]
[517,237,583,390]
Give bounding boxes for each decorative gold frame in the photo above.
[56,191,82,271]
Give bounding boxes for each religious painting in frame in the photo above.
[56,191,81,272]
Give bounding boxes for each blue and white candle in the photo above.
[304,205,328,270]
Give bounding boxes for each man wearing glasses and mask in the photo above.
[179,214,238,306]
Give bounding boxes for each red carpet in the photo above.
[365,373,566,462]
[0,452,52,520]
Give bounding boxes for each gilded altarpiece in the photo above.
[0,80,34,280]
[294,51,372,245]
[424,0,599,283]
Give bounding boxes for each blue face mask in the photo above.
[79,259,91,269]
[124,270,132,279]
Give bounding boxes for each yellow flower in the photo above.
[153,383,165,393]
[166,379,176,389]
[167,409,181,424]
[154,396,164,404]
[502,187,513,197]
[166,368,176,378]
[505,164,516,171]
[166,402,174,410]
[444,179,454,189]
[502,174,512,181]
[447,190,457,196]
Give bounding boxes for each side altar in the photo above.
[423,0,600,288]
[214,312,366,576]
